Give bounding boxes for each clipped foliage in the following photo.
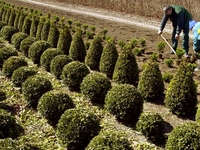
[20,36,36,57]
[80,72,111,104]
[137,60,164,102]
[166,122,200,149]
[10,32,28,50]
[50,54,73,79]
[86,130,132,150]
[1,25,18,42]
[41,16,50,41]
[61,61,90,91]
[164,62,197,117]
[85,35,103,70]
[30,15,40,38]
[99,40,118,78]
[37,90,75,127]
[47,20,59,47]
[69,30,86,62]
[2,56,28,78]
[162,71,173,83]
[22,15,32,35]
[40,48,62,72]
[196,104,200,124]
[11,66,37,87]
[104,84,143,125]
[18,12,27,32]
[22,75,52,108]
[0,21,6,30]
[57,108,101,150]
[28,40,51,64]
[8,9,16,26]
[0,90,6,101]
[36,16,46,40]
[13,8,20,29]
[112,45,139,85]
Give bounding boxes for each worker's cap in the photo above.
[189,20,197,30]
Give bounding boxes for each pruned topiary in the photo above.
[1,25,18,42]
[18,11,27,32]
[30,15,40,38]
[196,104,200,125]
[8,9,16,27]
[20,36,36,57]
[0,21,6,30]
[36,16,45,40]
[10,32,28,50]
[22,14,32,35]
[41,14,51,41]
[47,19,59,48]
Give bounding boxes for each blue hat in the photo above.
[189,20,197,30]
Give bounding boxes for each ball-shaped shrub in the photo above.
[28,40,51,64]
[196,104,200,125]
[0,90,6,101]
[50,54,73,79]
[165,122,200,149]
[22,75,52,108]
[2,56,28,78]
[0,21,6,30]
[80,72,111,104]
[104,84,143,125]
[40,48,62,72]
[85,130,132,150]
[164,62,197,117]
[1,25,18,42]
[0,45,18,68]
[20,36,36,57]
[11,66,37,87]
[37,90,75,127]
[10,32,28,50]
[57,108,101,150]
[136,111,165,144]
[61,61,90,91]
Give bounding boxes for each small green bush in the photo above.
[8,9,16,27]
[30,15,40,38]
[86,130,132,150]
[0,90,6,101]
[10,32,28,50]
[1,25,18,42]
[36,16,46,40]
[18,11,27,32]
[0,21,6,30]
[165,122,200,149]
[40,48,62,72]
[104,84,143,125]
[37,90,75,127]
[80,72,111,104]
[162,71,173,83]
[61,61,90,91]
[22,75,52,108]
[57,108,101,150]
[50,54,73,79]
[196,104,200,125]
[20,36,36,57]
[41,15,50,41]
[22,15,32,35]
[11,66,37,87]
[47,20,59,48]
[2,56,28,78]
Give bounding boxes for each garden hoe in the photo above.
[160,34,176,55]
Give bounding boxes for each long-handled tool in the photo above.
[160,34,176,55]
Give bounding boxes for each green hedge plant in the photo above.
[196,104,200,125]
[20,36,36,57]
[30,15,40,38]
[41,14,51,41]
[10,32,28,50]
[47,19,59,48]
[1,25,18,42]
[22,14,32,35]
[36,16,45,40]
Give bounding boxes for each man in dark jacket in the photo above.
[158,5,192,56]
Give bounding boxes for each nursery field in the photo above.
[1,0,200,149]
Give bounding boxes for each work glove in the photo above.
[158,30,162,35]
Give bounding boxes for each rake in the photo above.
[160,34,176,55]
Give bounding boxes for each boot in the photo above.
[194,59,200,71]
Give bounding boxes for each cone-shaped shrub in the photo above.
[47,20,59,48]
[61,61,90,91]
[196,104,200,125]
[4,7,11,24]
[28,40,51,64]
[11,66,37,87]
[50,54,73,79]
[99,40,118,78]
[40,48,62,72]
[0,21,6,30]
[37,90,75,127]
[22,75,52,108]
[57,25,72,55]
[85,35,103,70]
[0,90,6,101]
[80,72,111,104]
[136,111,165,144]
[22,14,32,35]
[2,56,28,78]
[13,7,21,29]
[69,30,86,62]
[57,108,101,150]
[104,84,143,125]
[30,15,40,38]
[165,122,200,149]
[164,62,197,117]
[86,130,132,150]
[1,25,18,42]
[0,45,18,68]
[8,9,16,26]
[112,45,139,85]
[1,6,7,23]
[137,60,164,102]
[36,16,45,40]
[11,32,28,50]
[20,36,36,57]
[18,11,27,32]
[41,15,50,41]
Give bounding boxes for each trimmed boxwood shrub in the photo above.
[22,75,52,108]
[57,108,101,150]
[164,62,197,117]
[86,130,132,150]
[20,36,36,57]
[0,90,6,101]
[1,25,18,42]
[28,40,51,64]
[2,56,28,78]
[80,72,111,104]
[0,46,18,68]
[13,7,21,29]
[10,32,28,50]
[165,122,200,149]
[85,35,103,71]
[37,90,75,127]
[36,16,46,40]
[61,61,90,91]
[40,48,62,72]
[22,14,32,35]
[8,9,16,26]
[0,21,6,30]
[30,15,40,38]
[99,40,118,79]
[18,11,27,32]
[137,60,164,103]
[47,20,59,48]
[136,112,165,144]
[50,54,73,79]
[41,14,51,41]
[11,66,37,87]
[104,84,143,125]
[196,104,200,125]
